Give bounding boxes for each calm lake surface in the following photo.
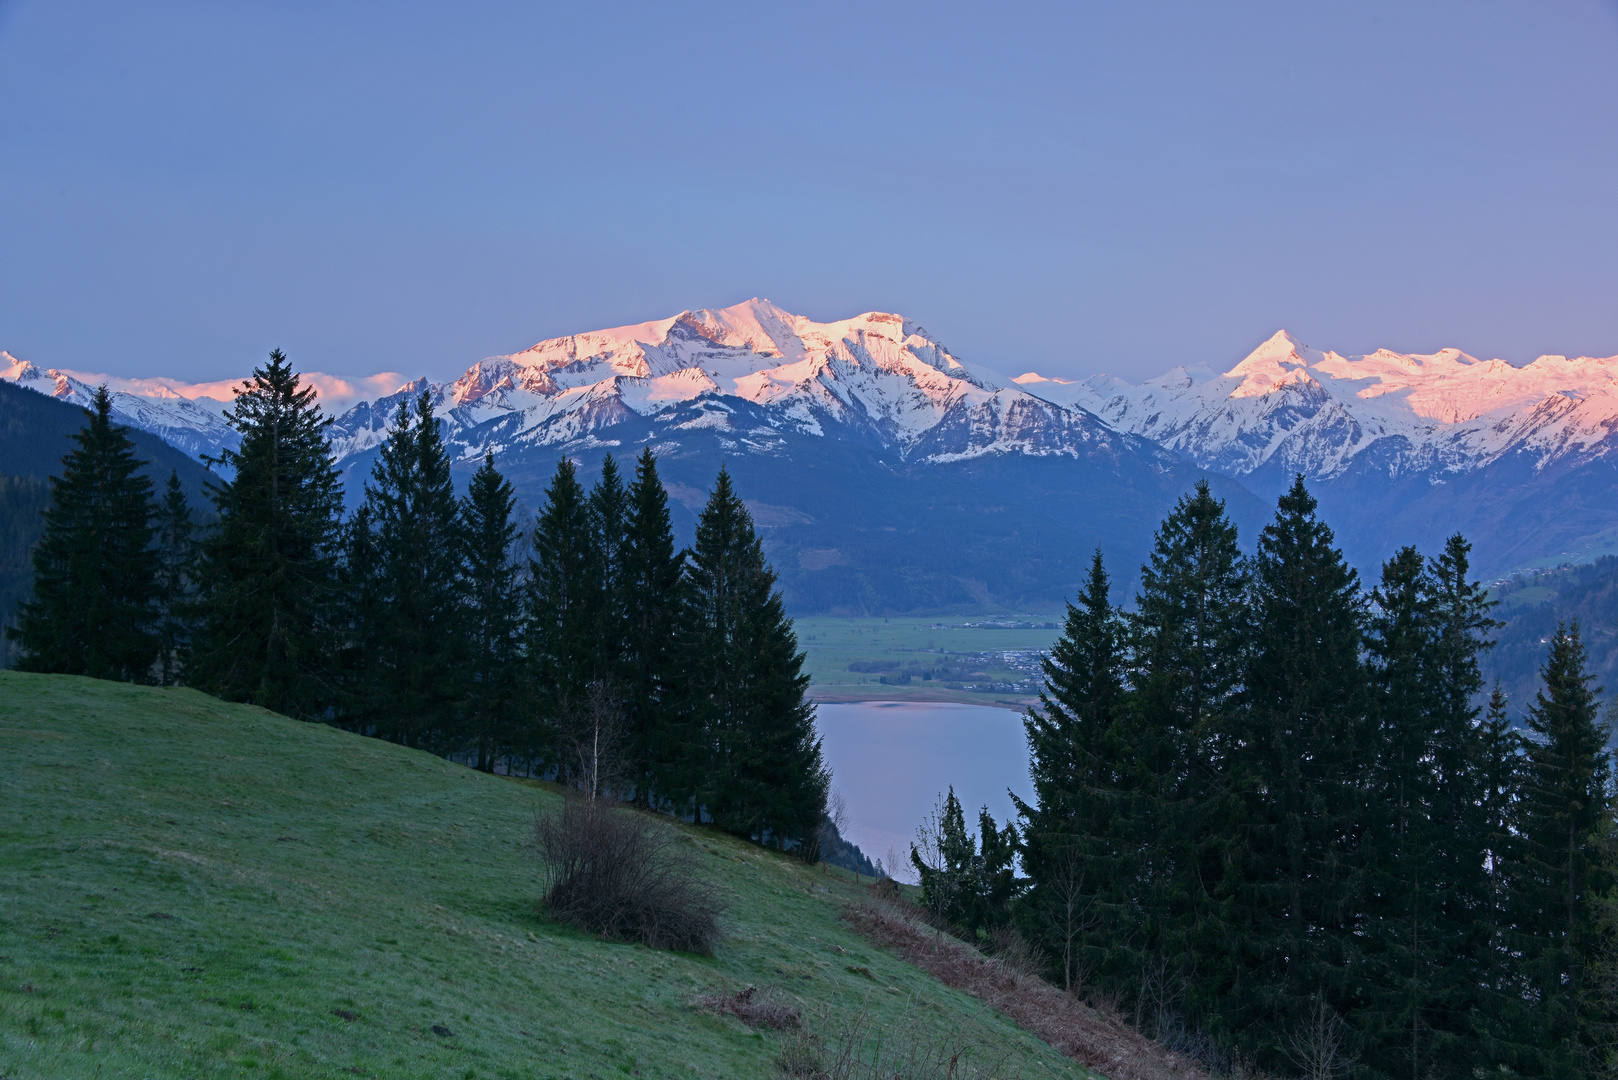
[814,700,1033,881]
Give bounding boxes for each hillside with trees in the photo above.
[908,479,1618,1078]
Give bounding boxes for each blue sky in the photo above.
[4,1,1618,384]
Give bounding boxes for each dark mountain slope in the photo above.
[334,394,1269,614]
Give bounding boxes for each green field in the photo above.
[0,672,1088,1079]
[796,616,1061,709]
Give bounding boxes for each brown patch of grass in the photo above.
[841,896,1208,1080]
[694,985,802,1030]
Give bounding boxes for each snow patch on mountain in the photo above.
[1,351,414,461]
[323,299,1136,467]
[1015,330,1618,482]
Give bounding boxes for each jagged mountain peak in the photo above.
[1016,332,1618,485]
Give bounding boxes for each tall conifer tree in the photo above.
[1015,549,1135,993]
[1126,481,1250,1009]
[1226,476,1368,1063]
[683,467,827,848]
[461,452,523,771]
[621,448,685,806]
[528,457,597,773]
[190,350,345,719]
[1513,622,1615,1078]
[364,391,465,748]
[153,471,196,686]
[334,504,384,734]
[9,386,160,681]
[588,454,631,681]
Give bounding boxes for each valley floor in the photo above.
[797,616,1059,711]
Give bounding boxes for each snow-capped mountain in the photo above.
[1014,330,1618,489]
[2,351,239,460]
[322,299,1149,469]
[3,302,1155,469]
[0,351,409,462]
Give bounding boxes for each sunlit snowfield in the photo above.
[815,700,1034,882]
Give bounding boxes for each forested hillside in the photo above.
[1486,557,1618,714]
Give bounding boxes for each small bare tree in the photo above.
[1284,995,1356,1080]
[1043,839,1097,995]
[560,680,625,800]
[910,793,968,943]
[818,789,855,879]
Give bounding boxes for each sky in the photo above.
[4,1,1618,386]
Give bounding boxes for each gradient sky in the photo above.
[4,1,1618,386]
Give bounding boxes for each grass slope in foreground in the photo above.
[0,673,1087,1080]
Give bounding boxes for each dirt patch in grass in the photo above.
[693,985,801,1030]
[842,898,1207,1080]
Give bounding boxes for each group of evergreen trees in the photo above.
[7,353,828,851]
[1011,478,1616,1079]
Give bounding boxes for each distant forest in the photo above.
[1486,557,1618,712]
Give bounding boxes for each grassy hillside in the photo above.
[0,673,1088,1079]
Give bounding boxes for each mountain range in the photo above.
[6,301,1618,609]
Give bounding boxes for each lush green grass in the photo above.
[797,616,1060,708]
[0,672,1087,1079]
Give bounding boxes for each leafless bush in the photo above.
[1282,997,1355,1080]
[534,794,721,953]
[694,984,801,1030]
[776,1000,1012,1080]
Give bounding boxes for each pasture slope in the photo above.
[0,673,1089,1079]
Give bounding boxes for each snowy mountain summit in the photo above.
[324,299,1139,467]
[1014,330,1618,488]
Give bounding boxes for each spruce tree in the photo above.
[1416,536,1501,1079]
[364,391,465,748]
[190,350,345,719]
[1126,481,1250,1014]
[334,504,384,734]
[528,457,598,775]
[9,386,160,681]
[621,448,685,806]
[153,471,196,686]
[683,467,827,848]
[461,453,523,772]
[1362,545,1447,1079]
[589,454,631,678]
[1514,622,1615,1078]
[1225,476,1369,1063]
[1014,549,1135,995]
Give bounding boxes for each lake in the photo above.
[814,700,1033,882]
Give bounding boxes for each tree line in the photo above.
[913,478,1616,1079]
[6,353,829,851]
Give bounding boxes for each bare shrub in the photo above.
[1282,997,1355,1080]
[776,1000,1013,1080]
[534,794,721,953]
[694,984,801,1030]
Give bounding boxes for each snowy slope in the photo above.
[1015,330,1618,485]
[0,351,410,461]
[322,299,1144,467]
